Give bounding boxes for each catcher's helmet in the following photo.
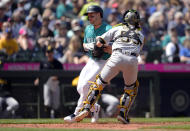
[123,9,140,25]
[84,5,103,18]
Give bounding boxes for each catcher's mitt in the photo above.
[92,37,105,58]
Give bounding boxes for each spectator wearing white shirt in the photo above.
[165,29,181,63]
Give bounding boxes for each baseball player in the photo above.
[64,5,112,123]
[75,9,145,124]
[0,78,19,118]
[34,45,63,118]
[101,93,119,117]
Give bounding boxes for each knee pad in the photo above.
[119,80,139,117]
[124,80,139,97]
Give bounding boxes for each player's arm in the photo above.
[95,36,112,54]
[97,28,114,46]
[34,62,43,86]
[96,28,114,54]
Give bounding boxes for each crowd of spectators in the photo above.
[0,0,190,64]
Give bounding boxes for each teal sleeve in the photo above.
[161,35,171,48]
[179,36,186,44]
[83,27,87,43]
[56,4,66,19]
[106,25,112,31]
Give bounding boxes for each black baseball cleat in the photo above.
[117,112,130,124]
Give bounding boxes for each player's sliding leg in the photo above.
[75,75,107,122]
[117,80,139,124]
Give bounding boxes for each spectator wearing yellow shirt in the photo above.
[79,0,99,21]
[0,22,19,56]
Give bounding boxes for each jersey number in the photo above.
[120,31,139,45]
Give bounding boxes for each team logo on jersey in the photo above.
[87,38,95,43]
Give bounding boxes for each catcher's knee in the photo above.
[124,80,139,96]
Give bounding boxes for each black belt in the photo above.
[113,49,138,57]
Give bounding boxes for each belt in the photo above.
[113,49,138,57]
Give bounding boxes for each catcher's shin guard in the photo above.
[82,75,107,110]
[118,80,139,119]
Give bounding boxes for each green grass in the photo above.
[0,128,115,131]
[0,118,119,124]
[0,118,190,131]
[0,128,83,131]
[0,118,65,124]
[1,117,190,124]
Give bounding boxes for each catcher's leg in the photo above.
[117,80,139,124]
[75,75,107,122]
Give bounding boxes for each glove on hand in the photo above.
[92,37,106,58]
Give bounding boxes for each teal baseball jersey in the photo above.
[83,22,112,60]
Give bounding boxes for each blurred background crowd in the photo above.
[0,0,190,65]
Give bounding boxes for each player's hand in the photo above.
[103,44,112,54]
[34,78,39,86]
[96,41,103,47]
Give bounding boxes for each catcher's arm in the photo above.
[96,37,112,54]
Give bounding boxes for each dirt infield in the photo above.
[1,122,190,130]
[0,123,158,130]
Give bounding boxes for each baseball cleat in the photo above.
[75,109,89,122]
[117,112,130,124]
[91,104,100,123]
[64,114,76,123]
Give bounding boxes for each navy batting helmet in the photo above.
[123,9,140,25]
[84,5,103,18]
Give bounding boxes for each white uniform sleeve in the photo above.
[99,28,117,44]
